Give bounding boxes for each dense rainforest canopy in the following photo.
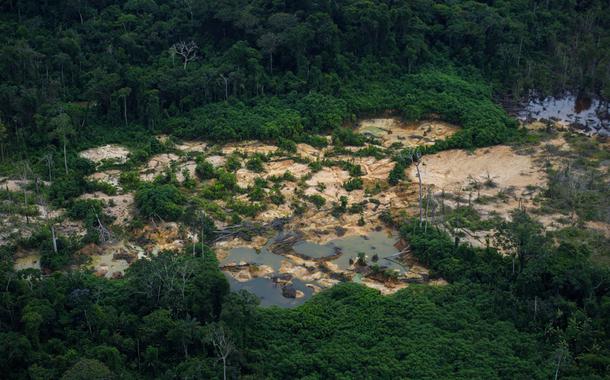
[0,1,609,379]
[0,0,609,154]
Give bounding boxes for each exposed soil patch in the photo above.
[412,145,545,195]
[305,167,350,202]
[357,118,458,148]
[221,141,278,155]
[80,192,135,225]
[265,160,310,178]
[176,141,208,153]
[205,155,227,168]
[140,153,180,181]
[79,145,130,165]
[87,170,122,190]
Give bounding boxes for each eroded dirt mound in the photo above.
[205,155,227,168]
[357,118,458,148]
[80,192,135,225]
[79,145,130,165]
[221,141,278,155]
[87,170,122,189]
[413,146,545,194]
[305,167,350,202]
[265,160,310,178]
[176,141,208,153]
[140,153,180,181]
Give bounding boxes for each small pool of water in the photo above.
[519,94,609,136]
[221,229,405,307]
[329,231,405,273]
[292,240,337,258]
[221,246,284,271]
[225,275,313,308]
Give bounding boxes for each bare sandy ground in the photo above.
[205,155,227,168]
[265,160,310,178]
[357,118,458,148]
[412,145,546,195]
[18,121,603,297]
[79,144,130,165]
[87,170,122,189]
[221,141,278,155]
[176,141,207,153]
[305,167,351,202]
[80,192,135,225]
[140,153,179,181]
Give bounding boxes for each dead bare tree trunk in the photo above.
[51,225,58,253]
[211,325,235,380]
[63,139,68,175]
[94,211,112,243]
[415,160,423,227]
[123,95,128,128]
[424,186,431,232]
[171,41,199,70]
[220,74,229,101]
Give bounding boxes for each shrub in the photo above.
[307,194,326,209]
[246,155,265,173]
[332,128,365,146]
[277,138,297,153]
[388,163,405,185]
[216,169,237,190]
[343,177,363,191]
[225,154,241,171]
[119,170,141,191]
[196,160,216,180]
[135,183,185,220]
[269,189,285,205]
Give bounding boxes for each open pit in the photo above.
[10,118,597,307]
[357,118,458,148]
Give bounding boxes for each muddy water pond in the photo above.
[225,275,313,308]
[329,231,406,272]
[519,94,609,136]
[223,230,404,308]
[220,246,285,271]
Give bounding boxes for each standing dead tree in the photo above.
[402,149,424,226]
[170,41,199,70]
[94,210,112,243]
[211,325,235,380]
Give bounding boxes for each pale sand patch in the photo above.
[296,143,322,159]
[79,145,130,165]
[205,155,227,168]
[14,250,41,271]
[330,156,395,182]
[138,222,186,254]
[235,168,259,188]
[176,161,197,182]
[176,141,208,153]
[87,169,122,189]
[305,167,350,202]
[221,141,278,155]
[0,178,50,192]
[357,118,458,148]
[586,221,610,239]
[140,153,180,181]
[80,192,135,225]
[256,203,293,223]
[412,145,545,195]
[265,160,310,178]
